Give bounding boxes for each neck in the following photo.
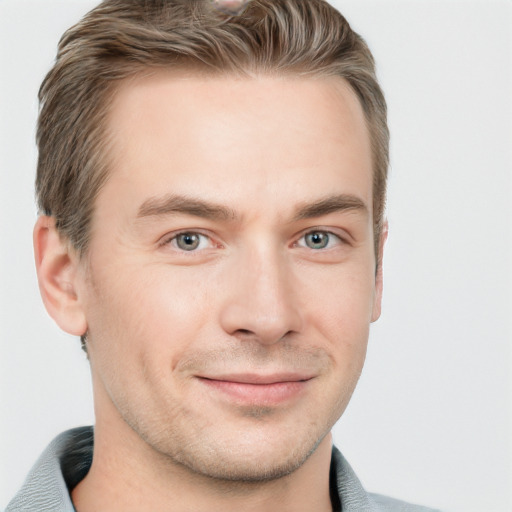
[71,417,334,512]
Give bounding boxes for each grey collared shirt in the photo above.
[6,427,441,511]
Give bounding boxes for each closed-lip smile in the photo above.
[201,371,314,383]
[197,372,315,405]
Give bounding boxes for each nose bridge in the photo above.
[251,245,288,309]
[220,241,303,344]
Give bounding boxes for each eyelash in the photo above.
[295,230,345,250]
[160,228,347,253]
[160,230,217,252]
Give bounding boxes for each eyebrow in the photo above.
[136,193,368,223]
[137,194,237,221]
[292,194,369,222]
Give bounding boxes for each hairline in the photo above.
[75,65,381,259]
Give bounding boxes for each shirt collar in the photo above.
[7,427,377,512]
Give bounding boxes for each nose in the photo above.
[219,245,303,345]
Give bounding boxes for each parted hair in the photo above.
[37,0,389,255]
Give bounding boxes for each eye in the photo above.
[167,232,212,252]
[297,230,342,250]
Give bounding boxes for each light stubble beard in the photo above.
[109,340,356,488]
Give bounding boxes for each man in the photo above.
[7,0,440,510]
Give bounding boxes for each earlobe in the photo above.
[371,221,388,323]
[33,216,87,336]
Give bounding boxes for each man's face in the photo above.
[78,72,382,480]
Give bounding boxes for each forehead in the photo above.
[101,71,373,220]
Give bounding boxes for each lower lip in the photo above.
[199,378,309,406]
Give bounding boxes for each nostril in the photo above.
[232,328,294,345]
[235,329,255,337]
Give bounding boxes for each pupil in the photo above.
[307,232,328,249]
[178,233,199,250]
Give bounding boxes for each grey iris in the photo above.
[305,232,329,249]
[176,233,200,251]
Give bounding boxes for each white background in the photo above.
[0,1,510,511]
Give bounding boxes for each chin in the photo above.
[163,424,327,483]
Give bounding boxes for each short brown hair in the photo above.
[37,0,388,256]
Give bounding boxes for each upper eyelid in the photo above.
[296,227,350,243]
[295,231,341,248]
[157,226,351,247]
[159,229,214,247]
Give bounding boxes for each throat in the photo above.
[71,428,335,512]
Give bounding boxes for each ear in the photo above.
[371,221,388,323]
[33,216,87,336]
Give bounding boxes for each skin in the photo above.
[35,72,385,512]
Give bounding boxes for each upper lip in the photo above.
[198,373,315,385]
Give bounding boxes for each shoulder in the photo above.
[369,493,443,512]
[6,426,93,512]
[331,446,442,512]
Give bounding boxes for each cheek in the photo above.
[298,264,374,366]
[300,261,375,327]
[84,262,219,364]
